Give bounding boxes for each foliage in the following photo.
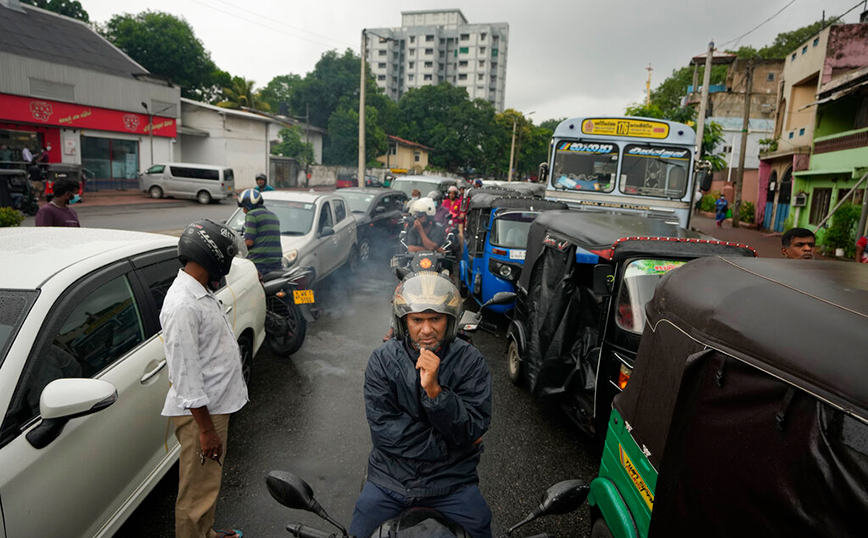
[271,127,315,166]
[0,207,24,228]
[701,191,720,213]
[823,203,860,257]
[539,118,565,132]
[624,103,664,119]
[739,201,755,223]
[259,74,303,116]
[287,49,369,129]
[701,121,728,171]
[758,138,778,153]
[21,0,88,22]
[324,99,388,166]
[649,65,727,117]
[728,19,836,59]
[217,77,270,111]
[100,11,227,101]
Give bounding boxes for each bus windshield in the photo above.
[551,142,618,193]
[619,145,691,199]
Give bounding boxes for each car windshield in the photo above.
[619,144,691,198]
[226,200,316,236]
[551,141,618,193]
[490,211,538,249]
[615,259,686,334]
[392,179,450,198]
[340,192,376,213]
[0,290,38,368]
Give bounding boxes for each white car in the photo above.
[226,190,358,284]
[0,227,265,538]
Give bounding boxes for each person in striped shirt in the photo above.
[238,189,283,276]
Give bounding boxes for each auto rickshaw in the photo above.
[460,192,566,312]
[0,169,39,215]
[44,163,85,202]
[506,211,756,438]
[588,257,868,537]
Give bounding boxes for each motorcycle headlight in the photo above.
[282,249,298,268]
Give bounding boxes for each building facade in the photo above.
[0,0,179,190]
[376,135,432,174]
[365,9,509,111]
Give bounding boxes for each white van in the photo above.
[139,163,235,204]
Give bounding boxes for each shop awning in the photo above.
[800,78,868,111]
[178,125,209,137]
[793,168,855,178]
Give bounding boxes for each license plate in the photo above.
[509,250,526,261]
[293,290,315,304]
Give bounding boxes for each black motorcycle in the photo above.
[261,266,318,356]
[390,222,457,281]
[266,470,588,538]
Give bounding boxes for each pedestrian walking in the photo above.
[35,179,80,227]
[856,235,868,263]
[161,220,246,538]
[715,194,729,228]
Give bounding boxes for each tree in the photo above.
[323,99,389,166]
[701,121,728,171]
[100,11,227,101]
[260,74,304,116]
[217,77,270,111]
[21,0,88,22]
[539,118,565,132]
[729,19,835,59]
[271,127,315,167]
[624,103,665,119]
[290,49,366,129]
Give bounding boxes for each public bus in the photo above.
[540,117,709,228]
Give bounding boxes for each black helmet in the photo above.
[256,173,268,183]
[178,219,239,282]
[392,272,463,343]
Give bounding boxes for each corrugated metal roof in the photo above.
[0,3,148,78]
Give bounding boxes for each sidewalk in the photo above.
[691,213,830,259]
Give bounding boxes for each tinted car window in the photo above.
[137,258,183,313]
[334,199,347,222]
[319,202,333,231]
[169,167,219,181]
[224,169,234,182]
[146,165,165,174]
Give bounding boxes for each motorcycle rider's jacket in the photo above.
[364,337,492,498]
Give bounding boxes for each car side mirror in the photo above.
[27,379,118,449]
[375,206,386,214]
[592,264,615,296]
[319,226,335,238]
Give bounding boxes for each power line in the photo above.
[721,0,797,48]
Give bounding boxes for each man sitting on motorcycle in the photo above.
[238,188,282,276]
[350,272,493,538]
[407,197,447,253]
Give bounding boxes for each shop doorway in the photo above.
[81,135,139,191]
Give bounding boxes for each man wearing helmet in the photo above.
[161,220,246,538]
[407,197,447,253]
[254,173,274,192]
[428,190,451,226]
[238,188,282,276]
[350,272,493,538]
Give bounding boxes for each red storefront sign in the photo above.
[0,93,177,138]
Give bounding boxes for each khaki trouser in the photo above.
[172,414,231,538]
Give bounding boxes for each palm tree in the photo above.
[217,77,270,111]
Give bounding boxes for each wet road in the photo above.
[118,253,598,538]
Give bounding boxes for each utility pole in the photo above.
[733,58,753,228]
[694,41,715,160]
[358,29,367,188]
[645,64,653,106]
[507,117,517,182]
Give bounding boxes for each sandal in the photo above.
[215,530,243,538]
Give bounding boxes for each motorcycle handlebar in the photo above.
[285,523,341,538]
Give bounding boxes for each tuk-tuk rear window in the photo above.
[616,259,686,334]
[491,211,539,249]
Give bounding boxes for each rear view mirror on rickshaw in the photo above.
[592,264,615,296]
[537,162,549,184]
[505,479,589,535]
[487,291,517,306]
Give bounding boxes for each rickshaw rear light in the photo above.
[618,364,633,390]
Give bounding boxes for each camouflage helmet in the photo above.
[392,271,463,342]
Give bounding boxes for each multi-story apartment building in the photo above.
[365,9,509,111]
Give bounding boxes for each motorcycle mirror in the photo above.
[265,471,316,510]
[485,291,517,307]
[504,479,589,536]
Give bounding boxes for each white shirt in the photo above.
[160,269,248,416]
[21,147,33,163]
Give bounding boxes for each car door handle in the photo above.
[225,305,233,314]
[141,359,167,383]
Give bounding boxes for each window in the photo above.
[479,60,485,67]
[318,202,333,232]
[439,51,445,58]
[439,63,444,71]
[378,62,386,69]
[620,144,691,198]
[478,74,485,80]
[615,260,686,334]
[81,136,139,182]
[459,47,469,54]
[425,48,433,55]
[414,151,421,162]
[146,165,165,174]
[424,74,432,81]
[424,61,433,68]
[409,61,415,69]
[492,48,499,57]
[440,39,445,45]
[552,142,619,194]
[138,256,182,313]
[389,144,397,156]
[799,127,805,136]
[334,199,347,222]
[169,166,218,180]
[809,188,832,225]
[459,60,468,68]
[480,46,486,54]
[767,72,775,82]
[802,46,808,54]
[409,35,415,43]
[408,74,414,81]
[480,33,487,40]
[458,74,467,81]
[426,35,434,42]
[460,33,470,41]
[409,48,415,55]
[813,37,820,47]
[789,132,794,139]
[378,50,387,56]
[791,53,797,61]
[377,75,386,81]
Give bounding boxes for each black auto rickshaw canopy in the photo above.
[617,257,868,536]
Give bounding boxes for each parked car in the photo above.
[390,175,457,199]
[588,257,868,537]
[460,192,567,312]
[0,227,265,538]
[336,187,408,261]
[139,163,235,204]
[335,173,382,189]
[226,191,358,284]
[507,211,756,438]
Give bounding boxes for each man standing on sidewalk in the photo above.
[781,228,816,260]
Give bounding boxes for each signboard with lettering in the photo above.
[581,118,669,139]
[0,93,177,138]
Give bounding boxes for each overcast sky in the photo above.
[83,0,864,123]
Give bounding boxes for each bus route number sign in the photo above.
[581,118,670,139]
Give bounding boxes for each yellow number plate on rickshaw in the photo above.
[293,290,315,304]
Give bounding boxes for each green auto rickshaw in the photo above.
[589,257,868,537]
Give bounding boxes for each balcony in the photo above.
[813,127,868,155]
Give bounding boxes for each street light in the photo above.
[141,102,175,170]
[359,29,394,186]
[507,111,534,182]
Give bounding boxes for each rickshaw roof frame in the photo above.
[467,192,567,212]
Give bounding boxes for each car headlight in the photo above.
[282,249,298,268]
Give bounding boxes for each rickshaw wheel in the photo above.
[590,518,614,538]
[507,340,522,384]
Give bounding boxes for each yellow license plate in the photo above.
[293,290,315,304]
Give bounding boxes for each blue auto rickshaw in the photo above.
[459,191,567,313]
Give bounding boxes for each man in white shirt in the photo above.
[161,219,245,538]
[21,145,33,163]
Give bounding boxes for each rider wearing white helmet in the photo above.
[407,197,446,253]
